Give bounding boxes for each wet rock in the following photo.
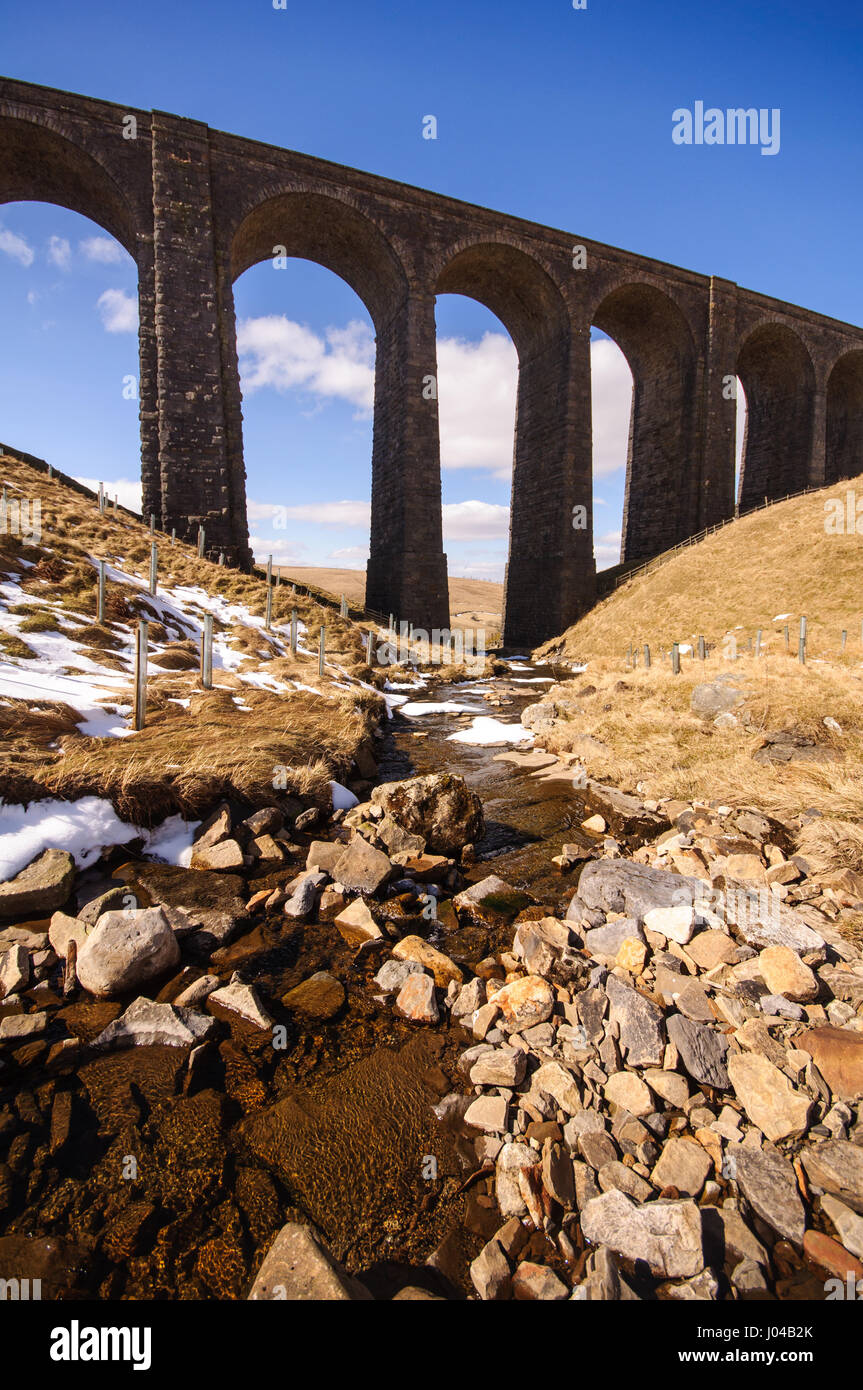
[0,942,28,997]
[454,875,532,928]
[248,1221,372,1300]
[392,935,462,987]
[284,870,328,920]
[542,1139,575,1207]
[800,1139,863,1215]
[0,1012,47,1042]
[797,1028,863,1101]
[118,863,247,958]
[0,848,74,918]
[305,841,345,875]
[370,772,484,855]
[282,972,345,1020]
[374,958,423,994]
[243,806,283,838]
[666,1014,729,1089]
[78,886,132,925]
[578,859,705,922]
[512,1262,569,1300]
[334,897,383,946]
[605,974,665,1068]
[92,996,216,1049]
[394,973,439,1024]
[734,1146,806,1244]
[803,1228,863,1283]
[76,907,180,998]
[494,975,555,1034]
[209,976,274,1029]
[470,1238,512,1299]
[332,838,393,895]
[728,1052,813,1142]
[173,974,220,1008]
[581,1189,705,1278]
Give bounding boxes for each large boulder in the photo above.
[370,773,483,855]
[576,859,706,922]
[0,849,74,918]
[76,907,180,998]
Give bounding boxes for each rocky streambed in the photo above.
[1,664,863,1301]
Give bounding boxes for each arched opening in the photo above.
[230,255,375,582]
[826,350,863,484]
[0,117,142,501]
[736,322,815,508]
[230,191,451,627]
[435,241,588,647]
[589,329,633,574]
[433,292,517,640]
[591,282,698,562]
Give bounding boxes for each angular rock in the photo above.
[334,897,383,946]
[92,996,216,1049]
[190,838,245,872]
[797,1028,863,1101]
[470,1238,511,1300]
[495,1141,540,1218]
[0,848,74,918]
[284,871,328,920]
[800,1139,863,1215]
[513,916,571,976]
[394,972,439,1023]
[0,942,29,997]
[453,875,532,927]
[734,1146,806,1244]
[450,976,487,1020]
[686,929,738,971]
[605,973,665,1068]
[332,838,392,895]
[803,1229,863,1284]
[532,1060,581,1114]
[373,958,423,994]
[821,1195,863,1260]
[583,918,643,960]
[470,1047,526,1087]
[392,935,461,987]
[75,907,180,998]
[464,1094,509,1133]
[644,904,697,945]
[758,945,819,1003]
[512,1262,569,1300]
[209,976,274,1029]
[542,1141,575,1208]
[598,1160,653,1203]
[728,1052,812,1143]
[306,840,347,875]
[666,1014,729,1089]
[722,880,826,954]
[0,1011,47,1041]
[248,1222,371,1300]
[173,974,219,1008]
[604,1072,653,1117]
[578,859,705,922]
[651,1138,712,1197]
[580,1189,705,1278]
[494,975,555,1034]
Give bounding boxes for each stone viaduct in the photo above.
[2,77,863,647]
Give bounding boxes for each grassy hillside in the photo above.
[0,453,383,821]
[539,477,863,664]
[277,565,503,634]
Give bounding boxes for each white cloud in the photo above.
[0,226,34,267]
[328,545,369,566]
[591,337,633,477]
[238,315,375,413]
[96,288,138,333]
[80,236,127,264]
[47,236,72,270]
[594,528,622,569]
[442,500,509,541]
[249,534,310,565]
[437,333,518,478]
[73,477,142,513]
[273,500,371,528]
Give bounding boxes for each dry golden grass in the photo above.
[535,649,863,828]
[541,475,863,665]
[0,454,381,816]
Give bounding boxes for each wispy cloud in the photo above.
[238,316,374,413]
[47,236,71,270]
[80,236,128,264]
[96,288,138,333]
[73,476,142,512]
[0,225,34,267]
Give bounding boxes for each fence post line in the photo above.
[290,608,298,655]
[218,551,225,566]
[149,542,158,596]
[97,560,106,623]
[201,614,213,690]
[318,625,326,677]
[133,619,148,731]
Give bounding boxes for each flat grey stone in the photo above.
[578,859,705,923]
[666,1013,730,1090]
[734,1146,806,1244]
[605,973,665,1068]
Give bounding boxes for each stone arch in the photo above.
[590,281,699,562]
[434,239,590,647]
[826,349,863,484]
[229,189,409,327]
[735,321,815,508]
[0,114,138,259]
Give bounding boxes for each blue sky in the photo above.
[1,0,861,579]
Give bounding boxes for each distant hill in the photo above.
[276,565,503,634]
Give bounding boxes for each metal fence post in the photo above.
[201,614,213,690]
[149,542,157,596]
[197,525,205,559]
[97,560,106,623]
[643,644,650,669]
[290,608,298,655]
[318,625,325,676]
[133,620,148,731]
[672,642,680,675]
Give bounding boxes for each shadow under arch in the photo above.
[736,321,815,509]
[591,281,699,562]
[434,240,590,648]
[826,349,863,485]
